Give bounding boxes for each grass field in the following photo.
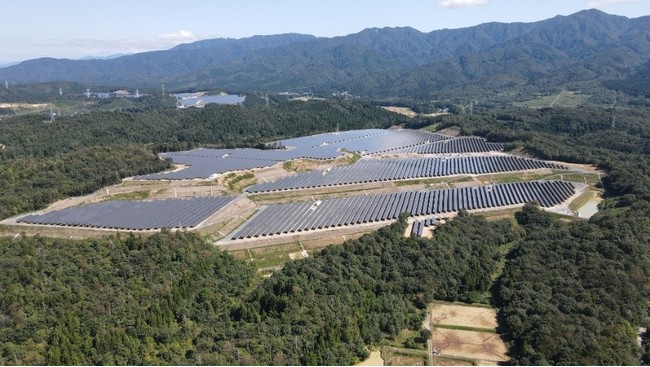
[381,347,428,366]
[395,175,473,187]
[569,190,596,211]
[229,239,334,271]
[101,190,150,201]
[514,91,591,108]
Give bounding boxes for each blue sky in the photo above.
[0,0,648,64]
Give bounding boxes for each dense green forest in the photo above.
[605,61,650,98]
[0,99,405,219]
[496,204,649,365]
[0,213,520,365]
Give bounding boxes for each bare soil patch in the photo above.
[436,126,461,137]
[388,354,426,366]
[431,304,498,329]
[355,350,384,366]
[253,163,293,181]
[381,106,417,117]
[0,103,50,109]
[430,303,509,364]
[432,329,507,363]
[432,356,473,366]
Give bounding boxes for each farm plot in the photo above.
[431,304,497,330]
[432,329,508,363]
[431,303,508,365]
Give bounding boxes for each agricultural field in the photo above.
[430,303,509,365]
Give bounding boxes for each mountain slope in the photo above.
[382,10,650,97]
[0,34,316,85]
[1,10,648,97]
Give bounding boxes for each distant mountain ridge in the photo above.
[1,9,648,97]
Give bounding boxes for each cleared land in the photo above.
[430,303,508,365]
[382,347,427,366]
[355,350,384,366]
[432,329,507,363]
[381,106,450,119]
[514,91,591,108]
[431,303,497,330]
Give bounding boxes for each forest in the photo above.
[0,98,649,365]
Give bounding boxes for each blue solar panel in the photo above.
[246,156,567,193]
[230,181,576,239]
[19,196,235,230]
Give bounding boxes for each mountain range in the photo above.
[1,9,648,98]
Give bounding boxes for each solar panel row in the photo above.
[326,129,452,155]
[231,181,575,239]
[246,156,567,193]
[396,137,504,154]
[18,196,235,230]
[410,218,437,237]
[135,155,282,180]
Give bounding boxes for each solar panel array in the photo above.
[135,152,282,180]
[396,136,504,154]
[271,129,388,151]
[246,156,567,193]
[19,196,235,230]
[134,129,471,180]
[411,218,437,237]
[230,181,575,239]
[324,129,452,155]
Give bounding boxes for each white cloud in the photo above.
[158,30,199,43]
[0,30,217,63]
[586,0,637,6]
[438,0,489,8]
